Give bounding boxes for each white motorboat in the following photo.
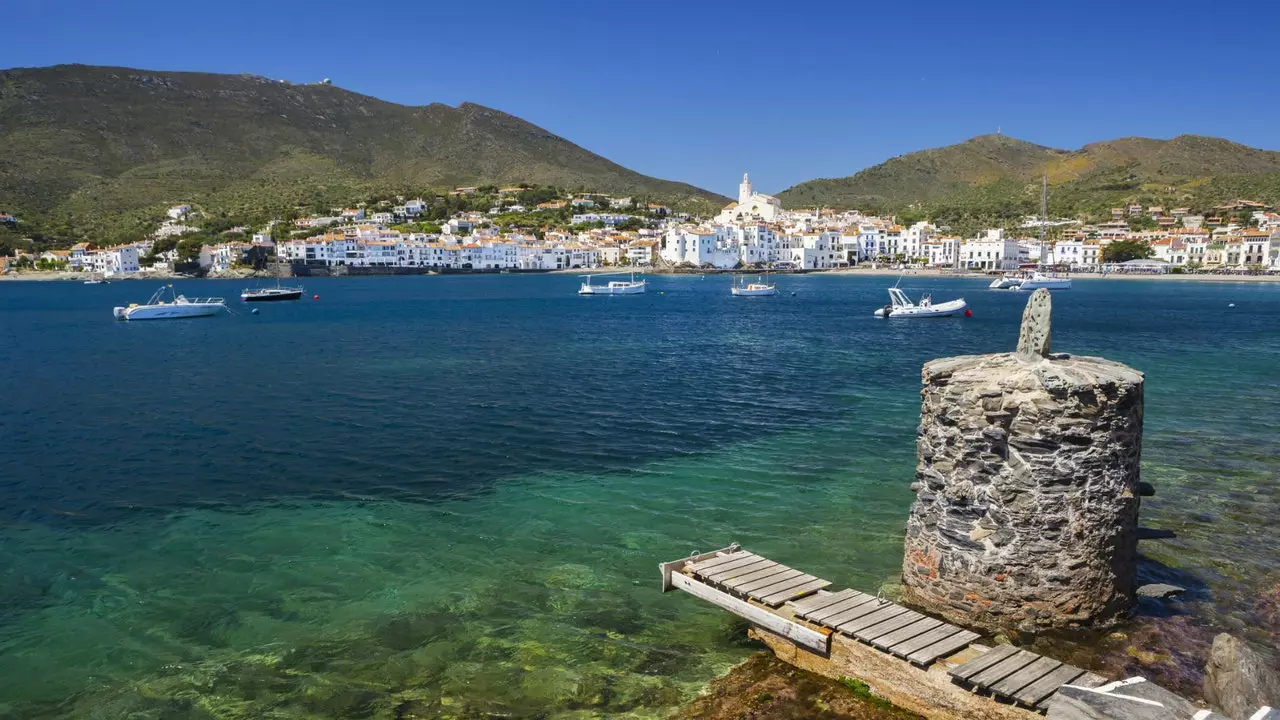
[988,274,1022,290]
[731,272,777,297]
[1016,271,1072,290]
[874,287,967,318]
[578,272,646,295]
[113,285,226,320]
[83,279,109,285]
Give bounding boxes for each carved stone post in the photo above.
[902,290,1145,632]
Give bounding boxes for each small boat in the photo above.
[1016,271,1072,290]
[578,272,646,295]
[988,274,1022,290]
[731,271,778,297]
[114,285,226,320]
[874,287,967,318]
[83,279,109,285]
[241,281,304,302]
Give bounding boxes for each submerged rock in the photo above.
[1136,583,1186,600]
[1203,633,1280,720]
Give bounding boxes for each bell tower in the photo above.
[738,173,753,205]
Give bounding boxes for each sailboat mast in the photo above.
[1039,176,1048,267]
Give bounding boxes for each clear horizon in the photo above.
[7,0,1280,197]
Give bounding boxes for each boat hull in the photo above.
[874,298,968,318]
[242,289,304,302]
[731,286,777,296]
[1016,279,1072,290]
[114,304,224,320]
[988,277,1021,289]
[578,283,646,295]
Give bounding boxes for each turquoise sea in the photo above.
[1,274,1277,718]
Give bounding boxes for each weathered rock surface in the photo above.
[1203,633,1280,720]
[903,289,1146,633]
[1135,583,1186,600]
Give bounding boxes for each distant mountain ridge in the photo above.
[0,64,727,241]
[778,134,1280,229]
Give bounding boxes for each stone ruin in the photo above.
[902,289,1146,633]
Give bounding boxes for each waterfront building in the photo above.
[961,230,1020,270]
[84,245,141,275]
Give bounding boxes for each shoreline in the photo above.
[5,267,1279,284]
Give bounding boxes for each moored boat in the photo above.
[731,271,778,297]
[988,274,1022,290]
[114,285,226,320]
[874,287,967,318]
[579,272,646,295]
[1016,271,1072,290]
[241,285,304,302]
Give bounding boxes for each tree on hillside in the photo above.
[1101,239,1154,264]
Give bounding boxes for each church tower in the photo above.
[739,173,753,205]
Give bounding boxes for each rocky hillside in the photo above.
[778,134,1280,232]
[0,64,727,241]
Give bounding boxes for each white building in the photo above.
[661,227,734,268]
[167,204,192,220]
[85,245,141,275]
[572,213,634,227]
[714,173,785,225]
[961,230,1021,270]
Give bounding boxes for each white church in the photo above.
[714,173,785,225]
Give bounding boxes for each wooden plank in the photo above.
[686,551,753,574]
[872,617,942,652]
[887,623,962,658]
[722,563,794,590]
[788,589,856,615]
[669,571,829,655]
[990,655,1061,697]
[836,604,910,635]
[1012,664,1086,707]
[695,554,765,579]
[659,546,737,591]
[704,559,776,582]
[735,568,804,594]
[968,649,1041,689]
[907,629,980,666]
[856,610,925,643]
[948,643,1022,681]
[759,577,830,606]
[748,574,822,602]
[1073,672,1108,689]
[803,593,875,622]
[818,597,890,628]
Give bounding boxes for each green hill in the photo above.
[779,134,1280,232]
[0,64,727,244]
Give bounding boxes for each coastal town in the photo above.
[4,175,1280,278]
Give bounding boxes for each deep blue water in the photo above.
[0,274,1277,718]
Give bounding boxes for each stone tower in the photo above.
[739,173,753,205]
[902,289,1145,633]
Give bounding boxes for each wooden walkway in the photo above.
[685,549,832,607]
[662,546,1129,715]
[791,588,981,667]
[947,640,1109,711]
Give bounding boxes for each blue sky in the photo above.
[6,0,1279,196]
